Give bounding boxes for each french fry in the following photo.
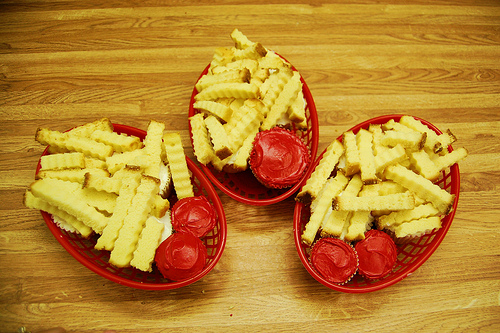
[260,71,302,131]
[392,216,442,239]
[357,129,378,185]
[189,113,217,166]
[163,132,194,199]
[222,127,259,173]
[399,115,443,153]
[321,174,363,238]
[105,149,144,175]
[36,128,114,160]
[95,166,142,251]
[434,147,468,171]
[195,82,260,101]
[24,191,93,238]
[384,164,454,214]
[196,69,251,92]
[40,152,85,170]
[301,173,349,246]
[333,191,415,212]
[204,115,233,160]
[142,120,165,178]
[193,100,233,123]
[409,150,441,181]
[377,203,440,230]
[37,168,109,184]
[374,144,407,175]
[29,178,109,234]
[83,171,122,194]
[341,131,360,176]
[67,118,114,138]
[296,140,344,204]
[109,175,159,268]
[130,216,165,272]
[287,89,306,125]
[90,130,143,153]
[226,104,263,153]
[231,28,255,49]
[381,130,426,151]
[344,211,373,242]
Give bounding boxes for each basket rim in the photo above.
[188,55,319,206]
[38,123,227,290]
[293,114,461,293]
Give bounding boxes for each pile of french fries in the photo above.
[24,118,196,272]
[190,29,308,174]
[297,115,468,246]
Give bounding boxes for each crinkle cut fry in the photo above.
[194,82,259,101]
[95,166,142,251]
[193,100,233,123]
[321,174,363,238]
[90,129,143,153]
[29,178,108,234]
[24,190,93,238]
[296,139,344,204]
[260,71,302,131]
[109,175,159,267]
[163,132,194,200]
[189,113,217,166]
[356,128,378,185]
[301,173,349,246]
[130,216,165,272]
[226,105,263,153]
[341,131,360,176]
[40,152,85,170]
[204,115,233,160]
[37,167,109,184]
[384,164,454,215]
[333,191,415,212]
[142,120,165,178]
[36,128,114,160]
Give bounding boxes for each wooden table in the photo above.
[1,1,499,332]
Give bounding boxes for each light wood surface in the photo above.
[1,1,499,332]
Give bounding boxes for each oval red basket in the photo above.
[188,58,319,206]
[294,115,460,293]
[37,124,227,290]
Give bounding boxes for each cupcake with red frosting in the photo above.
[355,229,397,280]
[249,127,310,189]
[155,232,207,281]
[171,196,217,238]
[310,237,358,285]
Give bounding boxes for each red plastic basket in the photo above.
[188,57,319,205]
[294,115,460,293]
[37,124,227,290]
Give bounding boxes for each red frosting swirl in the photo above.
[171,196,217,238]
[310,238,358,284]
[155,232,207,281]
[249,127,310,189]
[355,230,397,279]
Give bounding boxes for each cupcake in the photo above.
[171,195,217,238]
[310,237,358,285]
[355,229,397,279]
[155,232,207,281]
[249,127,310,189]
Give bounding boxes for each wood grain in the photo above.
[1,0,499,332]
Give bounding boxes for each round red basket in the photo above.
[188,57,319,206]
[37,124,227,290]
[294,115,460,293]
